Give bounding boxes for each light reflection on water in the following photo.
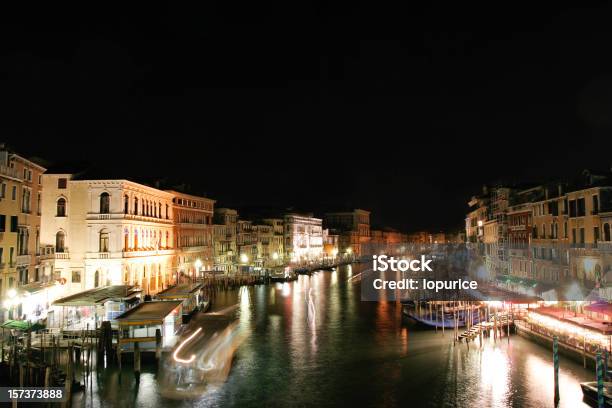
[74,264,594,407]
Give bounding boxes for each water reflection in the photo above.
[75,264,595,408]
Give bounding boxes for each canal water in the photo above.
[74,264,595,407]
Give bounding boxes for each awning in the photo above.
[1,320,45,331]
[585,301,612,317]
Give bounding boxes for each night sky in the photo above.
[2,3,612,231]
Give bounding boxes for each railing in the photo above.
[0,164,19,180]
[55,252,70,259]
[122,248,175,258]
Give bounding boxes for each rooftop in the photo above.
[115,301,182,323]
[53,285,140,306]
[157,283,203,299]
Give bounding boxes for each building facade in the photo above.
[40,175,176,297]
[323,209,371,257]
[284,213,323,262]
[168,191,214,279]
[0,148,46,320]
[213,208,238,273]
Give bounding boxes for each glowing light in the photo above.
[477,220,483,227]
[240,254,249,263]
[346,247,352,255]
[7,289,16,299]
[195,259,202,269]
[173,327,203,364]
[272,252,279,260]
[282,282,291,297]
[331,248,338,257]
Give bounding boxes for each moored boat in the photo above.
[580,381,612,407]
[402,301,483,329]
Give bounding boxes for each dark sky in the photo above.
[2,3,612,231]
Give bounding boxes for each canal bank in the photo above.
[66,264,598,407]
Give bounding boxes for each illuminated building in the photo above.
[0,146,46,321]
[40,174,175,297]
[284,213,323,262]
[262,218,284,266]
[168,191,215,279]
[213,208,238,273]
[236,220,257,270]
[323,209,370,257]
[323,229,339,259]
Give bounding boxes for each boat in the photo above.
[580,382,612,407]
[402,302,483,329]
[294,267,311,275]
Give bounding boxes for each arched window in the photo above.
[124,228,129,251]
[166,231,169,248]
[99,230,110,252]
[100,192,110,214]
[158,203,162,218]
[94,270,100,288]
[134,230,139,249]
[56,231,65,253]
[57,198,66,217]
[165,204,169,219]
[134,197,139,215]
[124,195,129,214]
[605,223,611,242]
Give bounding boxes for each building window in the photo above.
[100,192,110,214]
[134,197,138,215]
[11,186,16,200]
[58,178,67,189]
[94,270,100,288]
[593,195,599,215]
[56,231,65,253]
[165,204,169,219]
[124,195,129,214]
[57,198,66,217]
[604,223,611,241]
[72,270,81,283]
[10,216,17,232]
[0,214,5,232]
[99,230,110,252]
[21,188,31,213]
[577,198,586,217]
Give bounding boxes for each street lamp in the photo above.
[195,258,202,281]
[272,252,279,260]
[240,253,249,264]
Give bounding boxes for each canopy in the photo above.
[584,300,612,317]
[1,320,45,331]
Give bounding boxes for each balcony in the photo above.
[0,164,19,180]
[55,252,70,260]
[122,248,175,258]
[16,254,31,266]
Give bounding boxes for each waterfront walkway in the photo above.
[532,306,612,335]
